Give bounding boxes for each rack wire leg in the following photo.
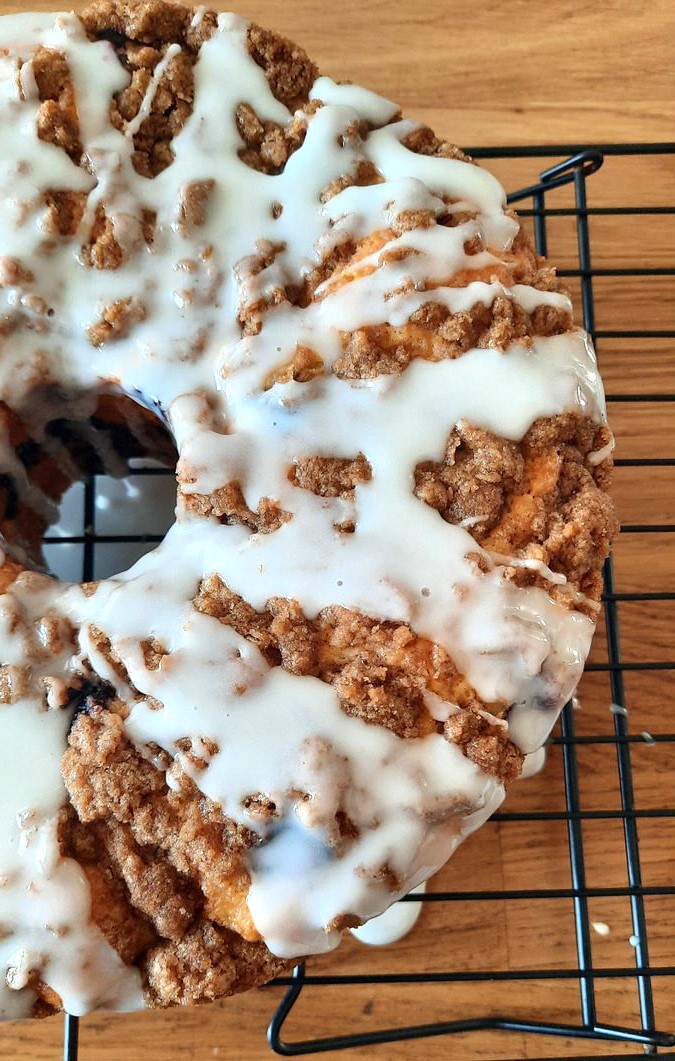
[63,1014,79,1061]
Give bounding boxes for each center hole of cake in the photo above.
[3,392,178,583]
[44,397,177,583]
[45,458,177,582]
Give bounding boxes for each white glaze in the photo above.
[309,76,399,127]
[520,746,547,780]
[0,7,610,1014]
[350,884,426,946]
[591,920,610,937]
[588,436,616,466]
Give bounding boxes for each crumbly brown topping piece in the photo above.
[236,101,319,176]
[182,481,291,534]
[289,453,372,498]
[246,22,318,111]
[32,47,83,164]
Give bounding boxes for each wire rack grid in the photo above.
[41,143,674,1061]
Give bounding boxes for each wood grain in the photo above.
[0,1,674,1058]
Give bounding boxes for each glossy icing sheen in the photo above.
[350,884,426,946]
[0,10,607,1015]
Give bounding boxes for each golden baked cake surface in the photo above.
[0,0,616,1018]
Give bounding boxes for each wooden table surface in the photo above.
[1,1,674,1059]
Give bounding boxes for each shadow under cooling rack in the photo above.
[53,143,675,1061]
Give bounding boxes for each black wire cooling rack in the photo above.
[46,143,675,1061]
